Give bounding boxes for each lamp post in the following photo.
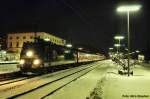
[66,44,72,48]
[135,50,140,53]
[109,48,114,50]
[109,48,114,58]
[114,44,121,54]
[114,36,124,53]
[117,4,141,76]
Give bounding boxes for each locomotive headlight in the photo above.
[20,59,25,64]
[26,51,33,57]
[33,59,40,65]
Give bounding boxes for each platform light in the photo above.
[114,36,124,40]
[109,48,114,50]
[65,50,70,53]
[117,5,141,12]
[117,4,141,76]
[66,44,72,48]
[136,50,140,53]
[114,44,121,47]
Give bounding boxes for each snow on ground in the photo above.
[1,60,149,99]
[0,62,97,98]
[45,60,112,99]
[89,61,150,99]
[103,74,150,99]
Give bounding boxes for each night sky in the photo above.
[0,0,149,56]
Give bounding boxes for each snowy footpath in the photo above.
[89,61,150,99]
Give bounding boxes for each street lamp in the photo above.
[135,50,140,53]
[117,5,141,12]
[114,44,121,53]
[109,48,114,50]
[114,35,124,53]
[66,44,72,48]
[117,4,141,76]
[114,36,124,40]
[109,48,114,58]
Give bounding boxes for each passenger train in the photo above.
[17,38,105,73]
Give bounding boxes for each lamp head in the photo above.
[117,4,141,12]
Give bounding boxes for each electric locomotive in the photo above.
[18,38,75,73]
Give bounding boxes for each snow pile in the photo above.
[87,76,106,99]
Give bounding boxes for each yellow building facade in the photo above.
[7,32,66,53]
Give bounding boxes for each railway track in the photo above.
[0,64,86,88]
[0,61,96,82]
[0,61,95,87]
[0,62,100,99]
[8,63,99,99]
[0,71,22,81]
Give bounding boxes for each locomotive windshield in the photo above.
[21,42,43,58]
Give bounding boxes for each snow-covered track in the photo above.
[5,63,98,99]
[0,71,22,81]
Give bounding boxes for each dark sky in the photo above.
[0,0,149,54]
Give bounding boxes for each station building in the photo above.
[7,32,66,58]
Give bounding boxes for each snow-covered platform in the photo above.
[0,63,19,74]
[89,61,150,99]
[102,74,150,99]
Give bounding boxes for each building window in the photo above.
[10,42,12,47]
[9,37,12,40]
[16,42,19,47]
[30,36,33,39]
[16,36,19,39]
[23,36,26,39]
